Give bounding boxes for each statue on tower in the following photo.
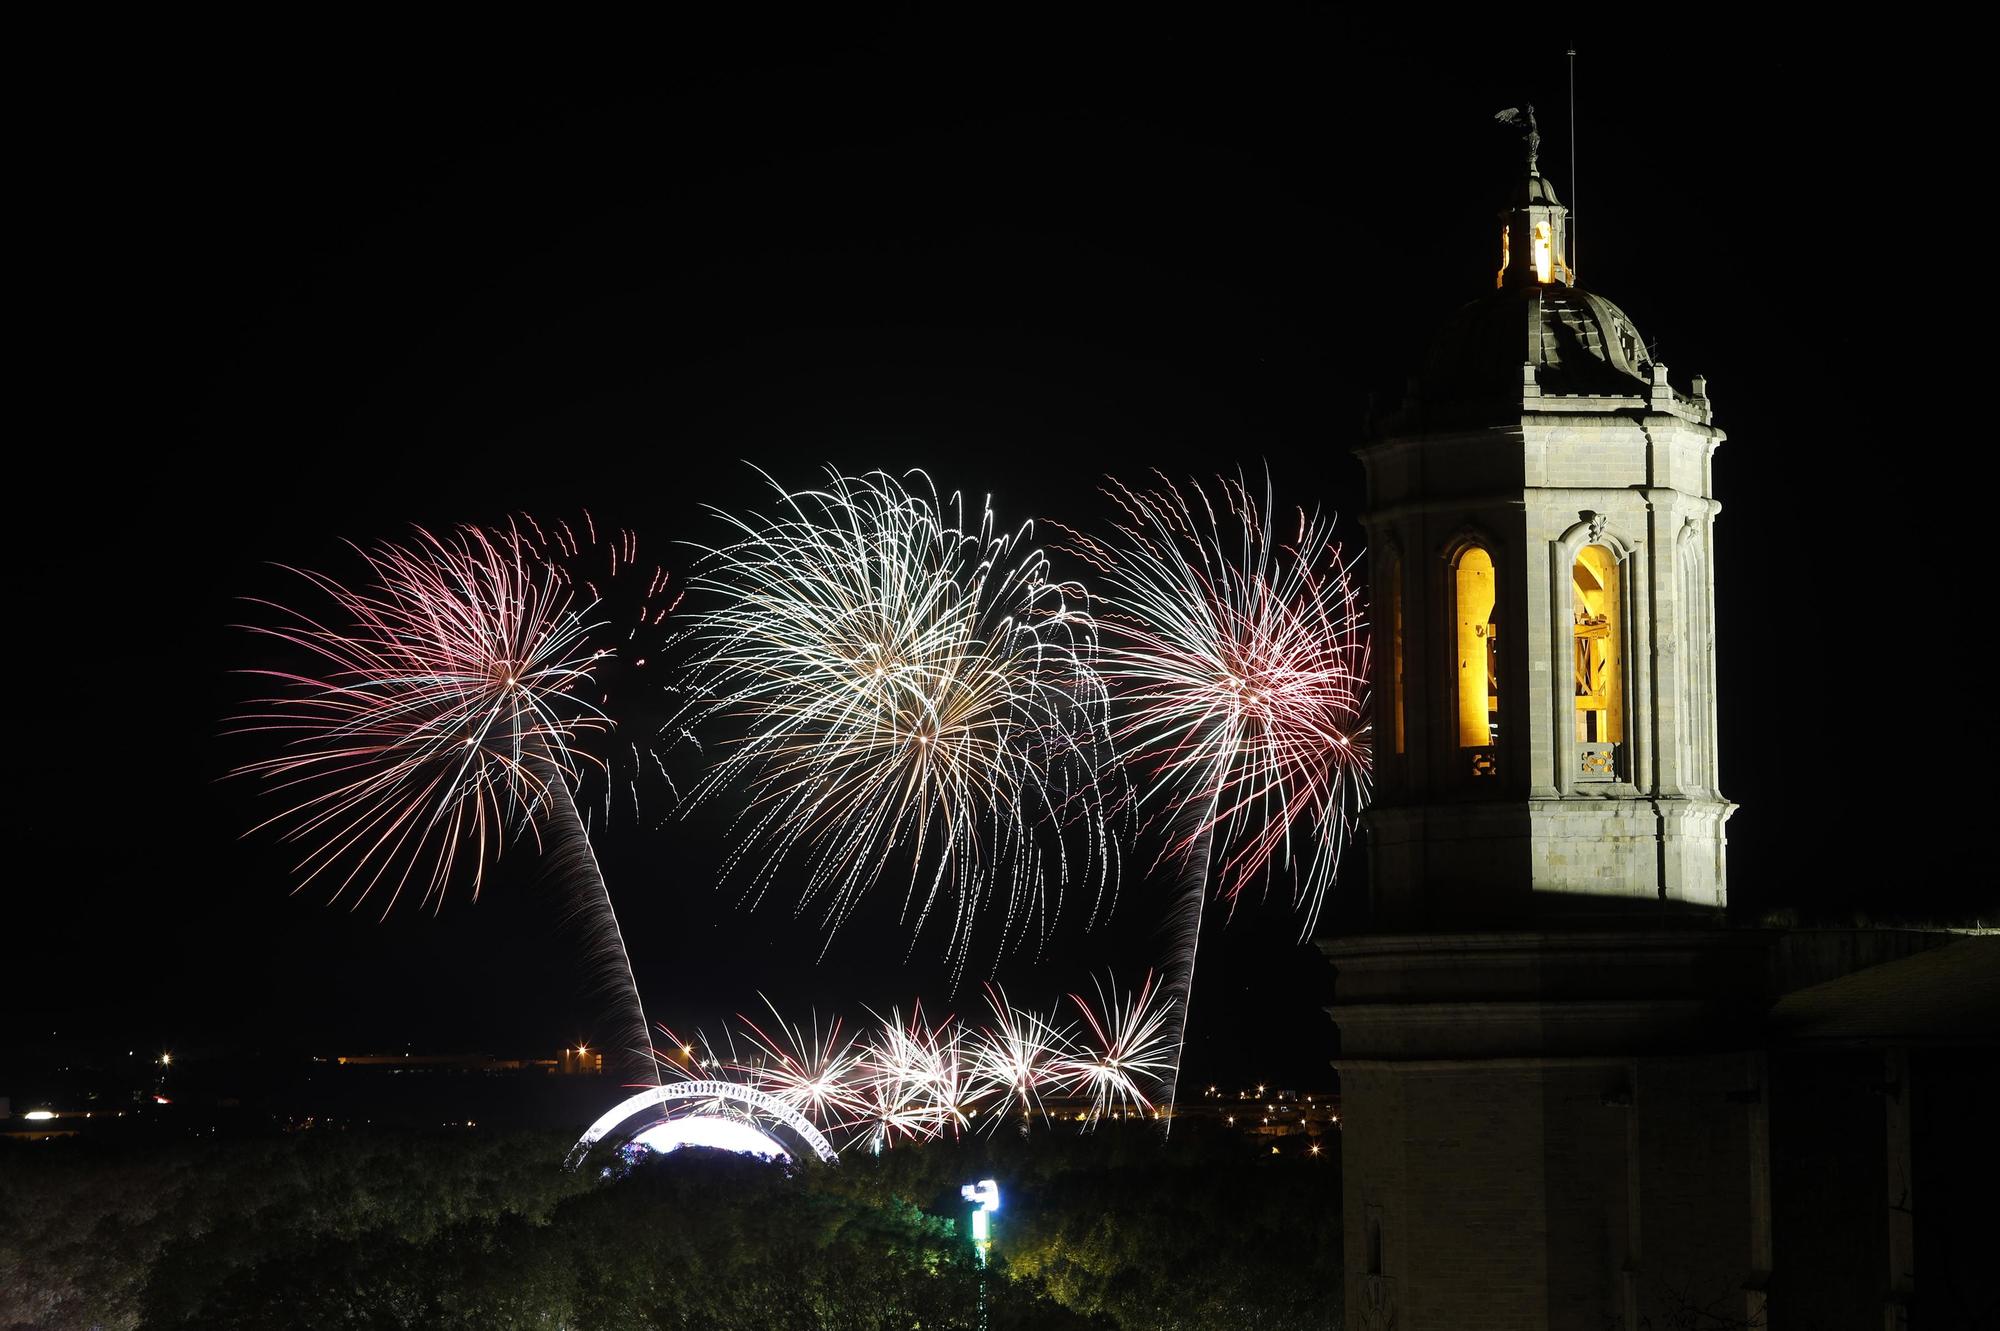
[1494,104,1539,175]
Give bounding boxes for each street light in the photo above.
[960,1178,1000,1258]
[961,1179,1001,1330]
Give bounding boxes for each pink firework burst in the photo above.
[1070,473,1372,922]
[231,517,670,1085]
[231,523,607,916]
[1064,473,1370,1123]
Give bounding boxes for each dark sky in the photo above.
[11,20,1945,1088]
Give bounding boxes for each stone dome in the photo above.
[1418,284,1654,408]
[1509,173,1566,209]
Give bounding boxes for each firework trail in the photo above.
[680,467,1123,982]
[539,756,655,1086]
[230,520,668,1083]
[1064,473,1370,1124]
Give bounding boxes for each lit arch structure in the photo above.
[567,1080,840,1168]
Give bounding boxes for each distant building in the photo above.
[559,1045,604,1076]
[1326,128,1997,1330]
[326,1052,561,1072]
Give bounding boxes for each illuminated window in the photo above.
[1572,545,1622,777]
[1495,225,1511,288]
[1532,221,1555,283]
[1453,546,1499,771]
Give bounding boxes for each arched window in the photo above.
[1453,546,1499,776]
[1572,545,1622,780]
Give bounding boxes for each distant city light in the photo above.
[24,1110,56,1121]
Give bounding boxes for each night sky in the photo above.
[11,21,1945,1089]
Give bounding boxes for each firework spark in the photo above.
[1064,473,1370,1120]
[735,1001,871,1126]
[627,978,1171,1158]
[681,467,1123,978]
[231,524,604,912]
[231,520,663,1082]
[965,983,1073,1129]
[1056,971,1179,1123]
[853,1004,970,1151]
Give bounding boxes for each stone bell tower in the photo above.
[1326,118,1772,1331]
[1360,110,1732,927]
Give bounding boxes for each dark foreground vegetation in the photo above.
[1,1121,1341,1330]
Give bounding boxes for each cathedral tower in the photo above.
[1327,129,1772,1331]
[1362,135,1732,927]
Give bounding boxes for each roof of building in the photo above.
[1768,935,2000,1046]
[1420,284,1654,406]
[1508,172,1565,209]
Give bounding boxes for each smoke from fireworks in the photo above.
[681,467,1123,979]
[230,519,668,1082]
[1065,474,1370,1120]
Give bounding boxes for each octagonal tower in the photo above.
[1361,163,1733,928]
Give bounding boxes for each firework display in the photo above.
[680,468,1124,976]
[232,469,1369,1147]
[1064,474,1371,1116]
[578,977,1178,1164]
[231,519,667,1081]
[230,523,606,913]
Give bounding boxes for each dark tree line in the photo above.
[1,1122,1341,1330]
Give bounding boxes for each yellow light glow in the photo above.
[1533,222,1554,283]
[1455,547,1499,752]
[1572,545,1623,747]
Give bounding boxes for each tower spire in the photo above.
[1492,105,1569,288]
